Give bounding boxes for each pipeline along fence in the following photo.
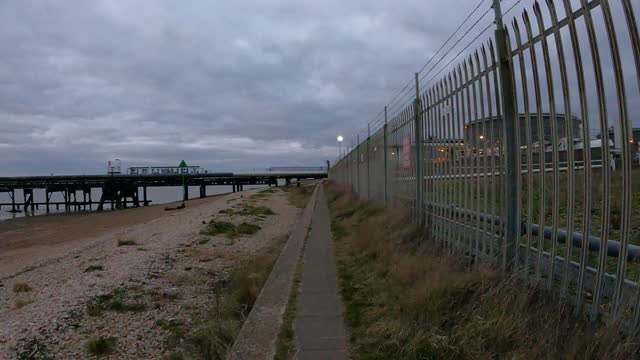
[330,0,640,328]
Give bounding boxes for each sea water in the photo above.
[0,184,267,222]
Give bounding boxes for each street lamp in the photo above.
[337,135,344,159]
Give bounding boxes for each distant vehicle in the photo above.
[127,166,207,175]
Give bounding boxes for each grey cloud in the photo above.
[0,0,517,176]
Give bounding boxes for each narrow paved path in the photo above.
[294,186,349,359]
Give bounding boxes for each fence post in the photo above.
[384,106,389,206]
[414,73,424,226]
[367,123,371,200]
[493,0,518,271]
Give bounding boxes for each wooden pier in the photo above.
[0,172,326,213]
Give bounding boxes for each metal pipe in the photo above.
[428,202,640,263]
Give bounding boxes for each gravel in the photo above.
[0,188,298,359]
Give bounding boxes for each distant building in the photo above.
[464,113,583,150]
[267,166,326,172]
[127,166,206,175]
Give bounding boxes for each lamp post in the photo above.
[337,135,344,160]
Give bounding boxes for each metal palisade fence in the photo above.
[329,0,640,328]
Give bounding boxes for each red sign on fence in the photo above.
[403,136,411,169]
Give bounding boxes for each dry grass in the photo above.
[274,229,308,360]
[87,336,116,356]
[163,235,289,359]
[13,283,32,293]
[283,182,315,208]
[325,181,639,359]
[14,298,34,310]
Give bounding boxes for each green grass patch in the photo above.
[219,204,276,217]
[87,287,146,316]
[250,188,279,199]
[87,336,116,356]
[201,220,236,237]
[200,220,261,238]
[236,222,261,236]
[84,265,104,273]
[117,239,137,246]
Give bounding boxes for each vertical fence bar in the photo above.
[475,45,494,264]
[476,50,489,259]
[415,73,424,226]
[559,0,593,316]
[445,76,454,253]
[424,93,433,240]
[534,2,560,290]
[523,11,546,282]
[436,84,444,246]
[494,0,518,270]
[489,41,505,266]
[453,70,463,256]
[547,0,575,298]
[470,57,481,264]
[513,20,533,277]
[463,61,474,256]
[600,0,632,320]
[483,46,495,260]
[440,76,454,254]
[430,87,441,245]
[367,123,371,200]
[356,134,361,196]
[384,107,389,206]
[620,0,640,329]
[580,0,611,322]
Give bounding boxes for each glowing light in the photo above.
[337,135,344,142]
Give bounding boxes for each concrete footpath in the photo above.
[294,186,349,359]
[228,186,319,360]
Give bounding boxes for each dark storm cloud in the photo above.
[0,0,511,175]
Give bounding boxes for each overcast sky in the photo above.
[1,0,638,176]
[0,0,496,176]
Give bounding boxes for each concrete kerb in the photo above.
[227,184,319,360]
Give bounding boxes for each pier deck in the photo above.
[0,172,326,212]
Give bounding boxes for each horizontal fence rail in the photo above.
[330,0,640,329]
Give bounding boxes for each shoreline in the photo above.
[0,186,301,358]
[0,193,226,280]
[0,187,241,223]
